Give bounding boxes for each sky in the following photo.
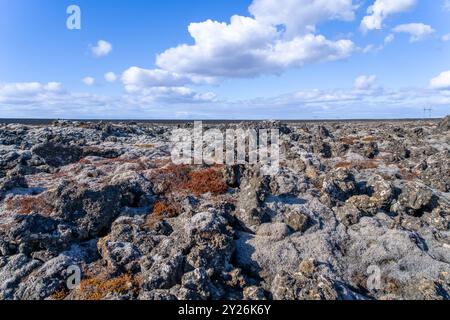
[0,0,450,119]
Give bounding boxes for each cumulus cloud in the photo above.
[354,75,378,90]
[361,0,417,31]
[0,82,63,104]
[243,85,450,119]
[384,33,395,44]
[2,81,450,119]
[124,0,357,97]
[0,81,218,119]
[156,15,354,79]
[124,86,217,104]
[122,67,215,90]
[82,77,95,86]
[430,71,450,90]
[393,23,435,42]
[442,34,450,42]
[120,67,217,103]
[104,72,118,83]
[91,40,113,57]
[248,0,355,36]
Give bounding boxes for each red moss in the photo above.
[77,274,138,300]
[150,164,228,196]
[5,195,53,215]
[145,200,181,228]
[340,137,359,145]
[334,159,380,170]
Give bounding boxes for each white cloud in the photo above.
[120,67,217,103]
[0,81,218,119]
[91,40,113,57]
[248,0,356,36]
[122,67,215,90]
[444,0,450,11]
[156,15,354,78]
[393,23,435,42]
[354,75,378,90]
[104,72,118,83]
[124,86,217,104]
[243,86,450,119]
[384,33,395,44]
[118,0,358,110]
[1,81,449,119]
[430,71,450,90]
[361,0,417,31]
[82,77,95,86]
[0,82,63,103]
[442,34,450,42]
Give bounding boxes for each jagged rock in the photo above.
[394,182,436,216]
[363,142,379,159]
[178,267,222,300]
[0,214,65,255]
[347,195,379,215]
[322,169,357,206]
[284,210,309,232]
[0,171,27,196]
[141,253,185,291]
[314,141,332,158]
[415,151,450,192]
[98,240,140,273]
[14,241,98,300]
[436,116,450,133]
[31,142,83,167]
[271,271,340,300]
[256,222,291,240]
[236,173,269,229]
[0,119,449,300]
[316,126,331,139]
[269,169,299,196]
[243,286,266,300]
[335,204,362,227]
[0,254,42,300]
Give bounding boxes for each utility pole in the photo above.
[423,106,432,119]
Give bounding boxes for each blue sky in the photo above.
[0,0,450,119]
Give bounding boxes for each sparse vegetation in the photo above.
[150,164,228,196]
[362,136,378,143]
[5,195,53,215]
[135,143,154,149]
[77,274,138,300]
[51,288,69,300]
[334,159,380,170]
[145,199,181,228]
[340,137,359,145]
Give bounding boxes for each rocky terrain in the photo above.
[0,117,449,300]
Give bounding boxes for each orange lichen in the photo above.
[145,200,181,228]
[135,144,154,149]
[78,274,138,300]
[340,137,359,145]
[150,164,228,196]
[51,288,69,300]
[334,161,352,169]
[362,136,378,143]
[5,195,53,215]
[334,159,380,170]
[182,167,229,196]
[356,159,380,170]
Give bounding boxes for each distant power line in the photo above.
[423,106,432,119]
